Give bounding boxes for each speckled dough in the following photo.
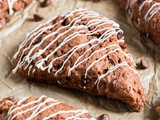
[0,96,93,120]
[12,8,146,111]
[118,0,160,46]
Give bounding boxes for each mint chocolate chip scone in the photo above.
[117,0,160,47]
[0,96,94,120]
[12,8,146,111]
[0,0,32,28]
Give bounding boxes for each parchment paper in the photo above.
[0,0,160,120]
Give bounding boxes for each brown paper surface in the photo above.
[0,0,160,119]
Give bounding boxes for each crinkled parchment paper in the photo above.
[0,0,160,119]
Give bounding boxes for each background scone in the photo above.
[0,95,94,120]
[12,8,146,111]
[0,0,32,28]
[117,0,160,47]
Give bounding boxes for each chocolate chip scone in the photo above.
[0,95,94,120]
[117,0,160,47]
[0,0,32,28]
[12,8,146,111]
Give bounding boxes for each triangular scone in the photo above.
[12,8,146,111]
[0,96,94,119]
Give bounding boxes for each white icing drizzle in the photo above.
[66,110,89,120]
[12,8,87,60]
[90,118,97,120]
[68,44,119,77]
[0,0,17,15]
[85,48,137,79]
[7,95,47,120]
[12,8,137,91]
[6,0,17,15]
[42,109,88,120]
[95,61,137,90]
[12,9,102,73]
[7,96,28,115]
[5,95,91,120]
[118,38,125,43]
[28,65,33,75]
[139,0,152,12]
[25,100,61,120]
[145,2,160,21]
[127,0,160,23]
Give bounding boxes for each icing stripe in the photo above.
[0,0,17,15]
[7,95,47,119]
[145,2,160,21]
[12,8,137,92]
[4,96,91,120]
[95,61,137,90]
[42,109,88,120]
[127,0,160,22]
[12,9,104,73]
[66,110,89,120]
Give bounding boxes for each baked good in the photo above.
[117,0,160,47]
[0,0,32,28]
[0,95,94,120]
[12,8,146,111]
[156,106,160,120]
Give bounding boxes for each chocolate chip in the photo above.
[140,59,148,69]
[136,59,149,70]
[41,0,51,7]
[0,110,3,114]
[103,69,108,74]
[34,14,44,22]
[98,114,110,120]
[117,33,123,39]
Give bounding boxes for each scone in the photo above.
[0,0,32,28]
[117,0,160,46]
[12,8,146,111]
[0,95,94,120]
